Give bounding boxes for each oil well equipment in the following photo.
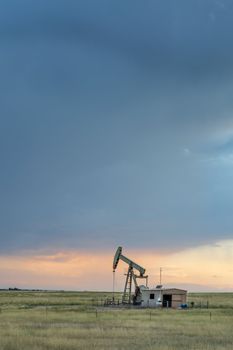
[112,246,187,308]
[113,246,148,304]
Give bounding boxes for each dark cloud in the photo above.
[1,0,233,78]
[0,0,233,253]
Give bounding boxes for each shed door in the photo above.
[163,294,172,308]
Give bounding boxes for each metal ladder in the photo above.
[122,265,133,304]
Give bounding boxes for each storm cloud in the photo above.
[1,0,233,252]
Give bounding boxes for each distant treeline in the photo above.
[0,288,65,292]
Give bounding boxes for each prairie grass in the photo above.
[0,291,232,350]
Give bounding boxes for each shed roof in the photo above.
[162,288,187,294]
[141,288,187,294]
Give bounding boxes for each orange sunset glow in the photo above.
[1,240,232,292]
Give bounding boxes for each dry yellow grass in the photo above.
[0,291,232,350]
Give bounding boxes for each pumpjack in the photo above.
[113,246,148,304]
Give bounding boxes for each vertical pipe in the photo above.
[129,265,133,304]
[160,267,162,285]
[112,270,115,303]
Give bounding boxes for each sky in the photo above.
[0,0,233,291]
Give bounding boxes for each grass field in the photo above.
[0,291,232,350]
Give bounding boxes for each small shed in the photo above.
[162,288,187,308]
[140,287,187,308]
